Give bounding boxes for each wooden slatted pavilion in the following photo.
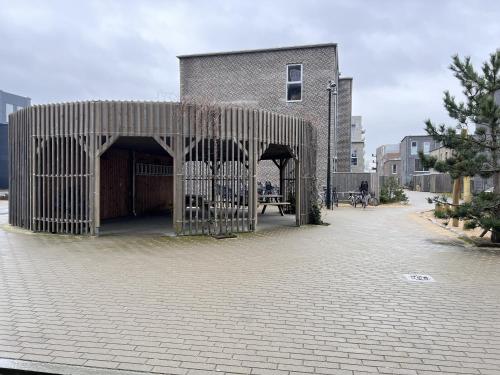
[8,101,317,236]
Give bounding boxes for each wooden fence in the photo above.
[331,172,378,200]
[8,101,316,236]
[411,173,453,193]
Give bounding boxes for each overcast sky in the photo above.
[1,0,499,162]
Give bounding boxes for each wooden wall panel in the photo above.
[100,148,130,220]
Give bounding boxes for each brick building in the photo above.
[178,44,353,190]
[350,115,365,173]
[376,144,401,182]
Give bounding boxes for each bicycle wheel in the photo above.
[317,194,324,208]
[369,197,379,206]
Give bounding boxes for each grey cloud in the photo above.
[0,0,499,158]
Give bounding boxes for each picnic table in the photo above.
[258,194,290,216]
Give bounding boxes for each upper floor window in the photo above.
[392,164,397,174]
[6,103,14,118]
[286,64,302,102]
[411,141,418,155]
[351,150,357,166]
[423,142,430,154]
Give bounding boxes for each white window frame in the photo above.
[392,164,397,174]
[411,141,418,155]
[351,151,358,166]
[286,64,303,102]
[423,141,430,154]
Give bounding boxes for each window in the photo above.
[392,164,397,174]
[414,159,429,172]
[423,142,430,154]
[351,150,357,166]
[6,104,14,118]
[411,141,418,155]
[286,64,302,102]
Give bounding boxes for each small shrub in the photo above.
[434,207,451,219]
[380,177,408,204]
[309,201,323,225]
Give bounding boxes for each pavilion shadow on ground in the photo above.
[99,211,174,236]
[257,210,297,231]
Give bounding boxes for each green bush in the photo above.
[309,201,323,225]
[380,177,408,204]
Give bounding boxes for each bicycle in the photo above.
[349,192,361,207]
[350,191,374,208]
[367,191,379,206]
[317,187,338,208]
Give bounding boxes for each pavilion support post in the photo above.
[173,106,184,235]
[94,154,100,235]
[295,158,301,226]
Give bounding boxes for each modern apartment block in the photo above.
[178,43,351,190]
[1,90,31,188]
[400,135,440,186]
[376,144,401,182]
[350,115,365,173]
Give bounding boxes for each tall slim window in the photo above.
[351,150,357,166]
[411,141,418,155]
[423,142,430,154]
[6,104,14,118]
[392,164,397,174]
[286,64,302,102]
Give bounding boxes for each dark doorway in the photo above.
[98,136,174,235]
[257,143,298,230]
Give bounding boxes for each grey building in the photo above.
[350,115,365,173]
[1,90,31,189]
[376,144,401,183]
[400,135,440,186]
[178,43,348,190]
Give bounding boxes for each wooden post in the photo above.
[295,158,301,226]
[94,154,100,235]
[452,177,461,227]
[463,176,471,203]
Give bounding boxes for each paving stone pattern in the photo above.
[0,192,499,375]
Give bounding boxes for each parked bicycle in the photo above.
[349,191,379,208]
[317,187,338,208]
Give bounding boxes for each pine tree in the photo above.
[421,50,500,242]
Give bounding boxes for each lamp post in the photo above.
[326,80,337,210]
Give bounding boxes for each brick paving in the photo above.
[0,192,499,375]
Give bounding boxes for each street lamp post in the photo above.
[326,80,337,210]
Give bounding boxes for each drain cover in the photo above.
[404,274,435,282]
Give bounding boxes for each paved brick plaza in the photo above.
[0,192,499,375]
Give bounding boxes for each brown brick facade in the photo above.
[178,44,343,190]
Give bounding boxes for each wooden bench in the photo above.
[259,201,290,216]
